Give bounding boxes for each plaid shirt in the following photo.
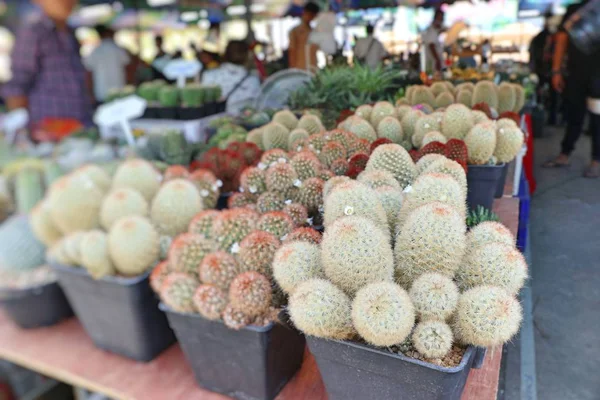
[2,15,92,124]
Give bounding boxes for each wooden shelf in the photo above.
[0,197,520,400]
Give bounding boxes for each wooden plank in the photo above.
[0,197,520,400]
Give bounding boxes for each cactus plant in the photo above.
[240,166,267,195]
[412,115,441,148]
[193,284,228,321]
[283,227,322,245]
[151,179,204,237]
[330,158,349,176]
[158,85,179,107]
[376,116,403,144]
[497,83,516,114]
[163,165,190,181]
[365,144,417,189]
[111,159,161,202]
[14,168,44,214]
[472,81,499,110]
[401,109,424,143]
[435,92,454,109]
[410,86,436,107]
[273,241,323,295]
[422,158,468,195]
[297,114,324,135]
[467,221,514,248]
[343,116,377,142]
[512,84,525,113]
[319,142,347,168]
[30,200,62,247]
[296,177,324,213]
[283,202,309,227]
[352,281,415,346]
[100,188,149,231]
[456,90,472,107]
[257,211,294,239]
[0,216,46,272]
[409,273,459,321]
[188,210,220,238]
[229,271,272,318]
[150,261,169,293]
[80,230,115,279]
[198,251,239,290]
[211,208,260,252]
[288,279,354,340]
[357,170,400,190]
[494,125,524,163]
[266,162,298,193]
[290,151,321,180]
[108,216,160,276]
[412,321,454,359]
[323,180,388,231]
[464,122,497,165]
[355,104,373,120]
[262,122,289,150]
[421,131,447,148]
[415,154,446,174]
[256,191,285,213]
[222,304,252,330]
[237,230,281,275]
[160,272,198,313]
[288,128,310,150]
[272,109,299,130]
[169,233,217,276]
[374,186,403,234]
[259,148,290,167]
[370,101,397,128]
[441,104,474,141]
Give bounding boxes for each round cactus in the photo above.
[210,208,259,252]
[396,105,412,120]
[344,116,377,142]
[198,251,239,290]
[494,125,524,163]
[150,261,169,293]
[260,149,290,167]
[401,109,424,143]
[169,233,217,277]
[454,286,522,347]
[394,202,466,287]
[370,101,397,128]
[283,202,309,227]
[265,162,298,194]
[319,142,347,168]
[421,131,447,148]
[246,128,264,150]
[297,114,324,135]
[472,81,499,110]
[322,176,351,199]
[354,104,373,120]
[284,227,322,245]
[467,221,515,248]
[435,92,454,109]
[415,154,445,174]
[112,159,161,202]
[222,304,252,330]
[188,210,220,238]
[356,170,400,191]
[273,241,323,295]
[288,128,310,150]
[108,216,160,276]
[352,282,415,346]
[272,109,298,130]
[365,144,417,189]
[151,179,203,237]
[74,164,112,193]
[457,242,527,295]
[288,279,354,340]
[100,188,149,231]
[237,230,281,275]
[229,271,272,318]
[163,165,190,181]
[160,272,198,313]
[290,151,321,180]
[30,200,62,247]
[296,177,324,213]
[412,115,441,148]
[409,273,459,321]
[456,90,473,107]
[512,84,525,113]
[376,116,403,144]
[410,86,436,107]
[465,122,497,165]
[193,284,228,320]
[472,110,490,124]
[322,216,394,295]
[80,230,115,279]
[497,83,517,114]
[330,158,349,176]
[227,192,256,209]
[323,180,388,230]
[374,186,403,235]
[257,211,294,239]
[189,170,220,209]
[240,167,267,195]
[262,122,289,150]
[256,191,285,214]
[412,321,454,359]
[422,158,468,195]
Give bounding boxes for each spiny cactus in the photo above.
[265,162,298,193]
[227,192,256,209]
[456,90,473,107]
[164,165,190,181]
[290,151,321,180]
[445,139,469,166]
[188,210,219,238]
[160,272,198,313]
[370,101,397,128]
[411,86,436,107]
[457,242,527,295]
[283,202,308,227]
[256,191,285,214]
[394,202,466,287]
[30,200,62,247]
[412,115,441,148]
[322,176,351,199]
[239,166,267,195]
[512,84,525,113]
[73,164,112,193]
[111,159,161,202]
[416,154,446,174]
[100,188,149,231]
[421,131,447,148]
[247,129,264,150]
[273,241,323,295]
[108,216,160,276]
[288,279,354,339]
[347,152,369,178]
[150,261,169,293]
[467,221,515,248]
[344,116,377,142]
[441,104,474,141]
[169,233,217,277]
[370,138,393,154]
[257,211,294,239]
[210,208,259,252]
[374,186,403,235]
[497,83,517,114]
[435,92,454,109]
[297,114,324,135]
[396,105,412,120]
[422,158,468,195]
[355,104,373,120]
[322,216,393,295]
[262,122,289,150]
[193,284,228,321]
[237,230,281,275]
[80,230,115,279]
[222,304,252,330]
[376,117,404,144]
[319,142,347,168]
[409,273,459,321]
[453,285,522,347]
[296,177,324,213]
[365,144,417,189]
[272,109,298,130]
[288,128,310,150]
[347,138,371,158]
[352,282,415,346]
[464,122,497,165]
[229,271,272,318]
[401,109,424,143]
[357,169,401,190]
[472,81,499,110]
[151,179,203,237]
[412,321,454,359]
[259,148,289,168]
[284,227,322,245]
[323,180,388,231]
[198,251,239,290]
[494,125,524,163]
[330,158,349,176]
[472,110,490,124]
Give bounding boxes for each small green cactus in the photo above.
[229,271,272,318]
[198,251,239,290]
[237,230,281,275]
[283,227,322,245]
[466,206,500,228]
[257,211,294,239]
[409,273,459,321]
[158,85,180,107]
[240,167,267,195]
[273,241,323,295]
[412,320,454,359]
[467,220,514,247]
[169,233,217,277]
[266,162,299,193]
[210,208,260,252]
[193,284,228,321]
[188,210,220,238]
[160,272,198,313]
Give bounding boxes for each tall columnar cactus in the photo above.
[111,159,161,202]
[343,116,377,142]
[322,216,394,295]
[394,202,466,287]
[257,211,294,239]
[467,221,515,248]
[265,162,299,193]
[198,251,239,290]
[160,272,198,313]
[412,115,441,148]
[297,114,325,135]
[370,101,397,128]
[365,144,417,189]
[210,208,260,252]
[464,122,497,165]
[272,109,299,130]
[188,210,220,238]
[262,122,289,150]
[80,230,115,279]
[323,180,388,231]
[471,81,499,110]
[351,282,415,346]
[435,92,454,109]
[376,116,404,144]
[401,109,424,143]
[409,273,459,321]
[454,285,523,347]
[422,158,468,195]
[273,241,323,295]
[441,104,474,140]
[108,216,160,276]
[193,284,228,321]
[100,188,149,230]
[456,242,527,295]
[497,83,516,114]
[237,230,281,275]
[412,321,454,359]
[229,271,272,318]
[169,233,217,277]
[151,179,204,237]
[288,279,354,340]
[494,125,524,163]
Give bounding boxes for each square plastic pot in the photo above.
[466,163,506,211]
[307,337,486,400]
[178,106,205,120]
[141,107,159,119]
[156,107,178,119]
[51,264,176,362]
[0,282,73,329]
[161,304,305,400]
[494,163,510,198]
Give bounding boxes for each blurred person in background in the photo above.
[2,0,92,125]
[288,2,320,70]
[545,0,600,178]
[354,24,388,69]
[202,40,260,114]
[529,13,558,125]
[422,9,445,74]
[84,25,130,104]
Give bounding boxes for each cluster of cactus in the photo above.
[246,111,326,151]
[285,160,525,361]
[152,204,323,330]
[180,84,222,107]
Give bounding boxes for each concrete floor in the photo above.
[503,126,600,400]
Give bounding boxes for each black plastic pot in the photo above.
[178,106,204,120]
[156,107,178,120]
[307,337,486,400]
[495,163,510,198]
[0,282,73,329]
[51,264,175,362]
[141,107,159,119]
[466,163,505,211]
[161,304,305,400]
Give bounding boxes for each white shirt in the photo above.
[202,63,261,114]
[354,35,387,69]
[84,39,130,102]
[422,25,443,71]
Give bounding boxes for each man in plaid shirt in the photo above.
[2,0,92,125]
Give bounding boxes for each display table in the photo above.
[0,197,519,400]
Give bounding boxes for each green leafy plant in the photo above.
[466,205,500,228]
